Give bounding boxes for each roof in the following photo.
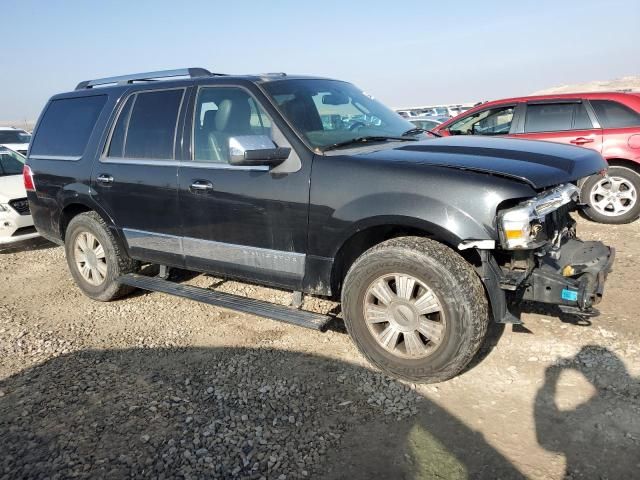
[479,91,640,106]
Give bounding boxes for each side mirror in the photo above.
[228,135,291,167]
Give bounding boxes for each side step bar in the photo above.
[118,273,332,331]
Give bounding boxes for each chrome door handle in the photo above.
[190,180,214,192]
[96,174,114,184]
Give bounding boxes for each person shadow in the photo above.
[534,345,640,479]
[0,346,526,479]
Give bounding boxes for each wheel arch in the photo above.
[605,158,640,175]
[58,201,128,253]
[329,217,481,297]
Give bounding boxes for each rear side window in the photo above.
[591,100,640,128]
[107,89,184,159]
[525,103,575,133]
[30,95,107,158]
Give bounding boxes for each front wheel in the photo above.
[341,237,489,383]
[581,166,640,224]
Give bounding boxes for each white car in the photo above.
[0,127,31,156]
[0,147,38,246]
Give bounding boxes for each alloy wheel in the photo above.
[590,175,637,217]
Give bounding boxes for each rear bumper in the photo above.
[522,239,615,312]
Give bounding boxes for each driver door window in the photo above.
[193,87,273,163]
[449,106,515,136]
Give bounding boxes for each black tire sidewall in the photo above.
[581,167,640,224]
[342,246,481,382]
[64,214,124,301]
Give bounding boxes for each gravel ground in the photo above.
[1,217,639,479]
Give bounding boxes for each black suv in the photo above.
[25,68,614,382]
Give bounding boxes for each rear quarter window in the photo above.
[591,100,640,128]
[30,95,107,158]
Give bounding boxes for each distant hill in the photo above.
[532,75,640,95]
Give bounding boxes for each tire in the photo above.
[581,166,640,224]
[64,211,138,301]
[341,236,489,383]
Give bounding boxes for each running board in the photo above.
[118,273,331,331]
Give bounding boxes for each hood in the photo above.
[0,174,27,203]
[358,135,608,189]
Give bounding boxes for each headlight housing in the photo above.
[498,184,579,249]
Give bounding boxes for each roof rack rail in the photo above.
[75,68,220,90]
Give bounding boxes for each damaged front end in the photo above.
[472,184,615,323]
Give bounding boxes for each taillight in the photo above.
[23,165,35,191]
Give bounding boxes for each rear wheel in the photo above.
[64,212,138,301]
[581,166,640,224]
[341,237,489,383]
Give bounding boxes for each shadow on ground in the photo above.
[535,345,640,479]
[0,237,57,254]
[0,347,523,479]
[1,345,637,479]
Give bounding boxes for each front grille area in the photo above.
[12,226,37,237]
[8,198,30,215]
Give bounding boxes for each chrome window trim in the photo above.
[28,154,82,161]
[100,86,187,163]
[102,157,268,171]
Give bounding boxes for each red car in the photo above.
[433,92,640,224]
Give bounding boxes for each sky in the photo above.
[1,0,639,121]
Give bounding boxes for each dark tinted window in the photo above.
[0,130,30,144]
[123,89,183,159]
[107,96,134,157]
[573,103,593,129]
[0,149,25,176]
[30,95,107,158]
[591,100,640,128]
[525,103,575,133]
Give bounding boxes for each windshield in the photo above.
[0,148,26,176]
[263,79,418,150]
[0,130,31,144]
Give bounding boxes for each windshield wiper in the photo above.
[402,127,441,137]
[322,135,417,152]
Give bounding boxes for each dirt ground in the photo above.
[1,216,639,479]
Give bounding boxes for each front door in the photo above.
[92,88,187,266]
[177,86,310,289]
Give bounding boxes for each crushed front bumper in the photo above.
[521,239,615,312]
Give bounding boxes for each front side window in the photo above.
[263,79,416,150]
[30,95,107,158]
[449,106,515,136]
[193,87,274,163]
[107,89,184,160]
[591,100,640,128]
[0,148,25,176]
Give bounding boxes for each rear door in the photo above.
[93,87,187,266]
[513,100,603,152]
